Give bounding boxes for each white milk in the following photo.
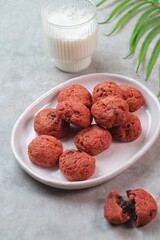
[42,5,98,72]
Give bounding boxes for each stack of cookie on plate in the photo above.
[28,81,145,181]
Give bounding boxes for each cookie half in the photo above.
[104,191,131,224]
[127,189,158,227]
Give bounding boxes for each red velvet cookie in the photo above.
[110,112,142,142]
[56,100,92,128]
[92,81,122,103]
[104,191,131,224]
[28,135,63,167]
[127,189,158,227]
[59,149,95,181]
[57,84,92,108]
[120,85,145,112]
[74,124,112,155]
[34,108,70,139]
[91,97,129,128]
[104,189,157,227]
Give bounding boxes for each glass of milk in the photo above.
[41,0,98,73]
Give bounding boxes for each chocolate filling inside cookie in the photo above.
[117,196,135,216]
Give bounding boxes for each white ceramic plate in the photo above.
[11,73,160,189]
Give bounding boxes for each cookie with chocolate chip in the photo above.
[57,84,92,108]
[104,189,157,227]
[56,100,92,128]
[34,108,70,139]
[120,85,145,112]
[91,97,129,128]
[110,112,142,142]
[92,81,123,103]
[74,124,112,156]
[59,149,95,181]
[28,135,63,167]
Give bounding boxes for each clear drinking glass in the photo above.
[41,0,98,73]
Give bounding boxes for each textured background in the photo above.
[1,0,160,239]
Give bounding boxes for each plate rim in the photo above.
[11,73,160,189]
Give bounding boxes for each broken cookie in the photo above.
[104,189,157,227]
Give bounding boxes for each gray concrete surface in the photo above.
[1,0,160,239]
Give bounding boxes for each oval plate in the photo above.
[11,73,160,189]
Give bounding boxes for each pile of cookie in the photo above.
[28,81,144,181]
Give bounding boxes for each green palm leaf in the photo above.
[124,5,159,58]
[100,0,134,24]
[97,0,160,81]
[146,39,160,80]
[96,0,108,8]
[126,15,160,58]
[136,25,160,72]
[106,1,154,36]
